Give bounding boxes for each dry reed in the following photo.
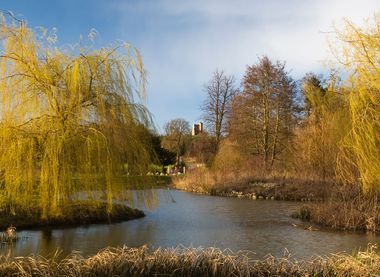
[294,197,380,232]
[0,245,379,276]
[173,168,335,201]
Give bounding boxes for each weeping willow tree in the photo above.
[336,14,380,193]
[0,15,154,218]
[292,73,348,181]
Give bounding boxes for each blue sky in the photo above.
[1,0,379,131]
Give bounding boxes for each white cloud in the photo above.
[114,0,379,129]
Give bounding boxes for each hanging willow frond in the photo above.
[336,14,380,193]
[0,14,154,218]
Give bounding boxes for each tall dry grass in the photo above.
[173,167,259,194]
[173,166,338,202]
[0,245,380,276]
[174,139,271,193]
[174,137,338,200]
[294,197,380,232]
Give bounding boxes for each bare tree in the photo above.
[230,56,296,171]
[162,118,191,166]
[201,70,237,151]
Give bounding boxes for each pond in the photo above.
[2,189,380,259]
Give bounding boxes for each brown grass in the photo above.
[173,167,341,201]
[293,197,380,232]
[173,167,246,193]
[0,244,379,276]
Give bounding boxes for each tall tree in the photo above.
[0,15,152,217]
[301,73,327,118]
[336,15,380,193]
[151,135,176,168]
[292,72,347,181]
[201,70,237,151]
[187,133,215,164]
[162,118,190,166]
[230,56,296,170]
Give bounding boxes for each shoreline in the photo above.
[0,202,145,231]
[172,179,333,202]
[173,178,378,234]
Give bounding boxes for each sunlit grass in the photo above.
[0,244,379,276]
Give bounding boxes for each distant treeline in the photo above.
[165,14,380,195]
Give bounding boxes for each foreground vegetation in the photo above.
[0,245,380,276]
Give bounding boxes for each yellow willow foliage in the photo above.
[0,16,154,218]
[336,15,380,193]
[293,76,349,181]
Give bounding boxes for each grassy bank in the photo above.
[293,197,380,233]
[0,245,379,276]
[0,202,144,230]
[173,168,341,201]
[176,169,380,233]
[174,168,378,233]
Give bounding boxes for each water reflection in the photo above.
[3,189,380,259]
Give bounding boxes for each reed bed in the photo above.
[173,168,335,201]
[294,197,380,232]
[173,167,279,195]
[0,245,379,276]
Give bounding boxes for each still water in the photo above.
[3,189,380,258]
